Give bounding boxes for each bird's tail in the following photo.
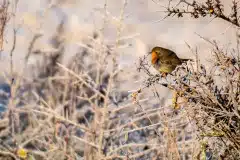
[181,58,193,62]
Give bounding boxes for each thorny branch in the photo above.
[138,38,240,158]
[166,0,240,27]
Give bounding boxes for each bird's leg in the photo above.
[161,72,167,78]
[161,72,169,82]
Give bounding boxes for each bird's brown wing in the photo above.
[180,58,193,62]
[159,48,182,66]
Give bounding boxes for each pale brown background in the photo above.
[1,0,237,100]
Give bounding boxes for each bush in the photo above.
[0,0,239,159]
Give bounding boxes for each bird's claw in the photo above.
[161,72,167,78]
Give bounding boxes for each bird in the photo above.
[151,46,192,77]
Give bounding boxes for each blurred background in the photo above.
[1,0,237,106]
[1,0,237,72]
[0,0,239,159]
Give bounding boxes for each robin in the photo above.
[151,46,192,77]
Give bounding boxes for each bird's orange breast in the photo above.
[151,51,158,64]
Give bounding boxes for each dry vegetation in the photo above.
[0,0,9,51]
[0,0,239,160]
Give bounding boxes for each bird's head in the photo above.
[151,46,161,64]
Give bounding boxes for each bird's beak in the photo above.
[146,52,151,56]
